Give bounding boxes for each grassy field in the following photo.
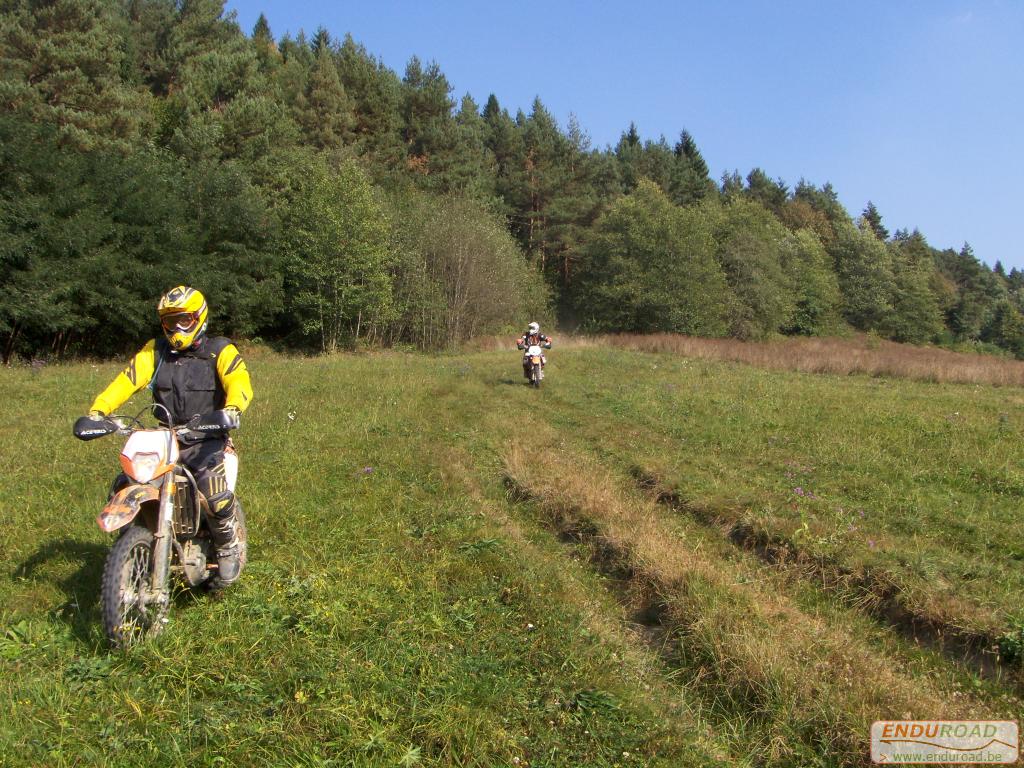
[1,343,1022,766]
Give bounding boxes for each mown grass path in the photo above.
[1,348,1021,766]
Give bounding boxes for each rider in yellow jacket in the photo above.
[86,286,253,585]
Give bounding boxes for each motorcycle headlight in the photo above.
[128,452,161,482]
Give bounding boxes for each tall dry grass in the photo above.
[464,331,1024,385]
[596,333,1024,386]
[504,443,990,765]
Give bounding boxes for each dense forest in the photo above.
[3,0,1023,363]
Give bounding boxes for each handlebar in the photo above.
[73,404,237,441]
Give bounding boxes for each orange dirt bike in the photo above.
[73,405,247,648]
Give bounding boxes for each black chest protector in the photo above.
[152,336,230,430]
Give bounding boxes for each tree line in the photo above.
[3,0,1022,362]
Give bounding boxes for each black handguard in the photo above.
[73,414,116,441]
[187,409,239,434]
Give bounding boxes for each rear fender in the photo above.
[98,485,160,533]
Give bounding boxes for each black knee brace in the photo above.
[199,472,235,518]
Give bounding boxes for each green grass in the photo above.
[542,349,1024,638]
[1,347,1022,766]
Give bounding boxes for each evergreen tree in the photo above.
[1,0,152,149]
[669,130,715,205]
[161,0,263,160]
[744,168,788,216]
[294,50,354,151]
[614,122,644,191]
[934,242,1006,340]
[720,170,744,198]
[982,300,1024,358]
[482,94,527,217]
[449,94,497,198]
[337,35,405,174]
[862,201,889,241]
[178,159,283,336]
[124,0,178,97]
[401,56,457,188]
[252,13,272,43]
[793,180,849,247]
[250,12,280,74]
[0,115,191,359]
[311,26,331,56]
[547,113,609,297]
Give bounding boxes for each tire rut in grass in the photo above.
[502,444,998,767]
[632,467,1023,688]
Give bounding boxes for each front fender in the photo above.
[97,485,159,533]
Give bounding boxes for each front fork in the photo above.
[148,474,175,614]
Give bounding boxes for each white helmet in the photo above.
[528,322,539,334]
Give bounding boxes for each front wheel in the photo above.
[101,526,165,648]
[531,363,542,388]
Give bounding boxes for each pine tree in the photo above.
[519,98,570,275]
[669,130,714,205]
[745,168,788,215]
[449,94,497,198]
[483,93,527,214]
[312,27,332,56]
[935,242,1006,340]
[124,0,178,97]
[862,201,889,241]
[1,0,152,150]
[614,122,644,191]
[252,13,272,43]
[336,35,405,174]
[401,56,458,189]
[250,12,280,73]
[720,170,744,198]
[792,180,851,248]
[294,51,354,151]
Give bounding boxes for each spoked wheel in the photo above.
[101,526,165,648]
[531,363,542,388]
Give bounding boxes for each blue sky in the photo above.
[226,0,1024,270]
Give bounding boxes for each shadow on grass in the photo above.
[14,537,229,649]
[14,537,106,643]
[497,373,550,388]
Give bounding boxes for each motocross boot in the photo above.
[208,498,241,586]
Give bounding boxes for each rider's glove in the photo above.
[221,406,241,430]
[89,410,106,418]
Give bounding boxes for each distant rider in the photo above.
[81,286,253,586]
[516,321,553,381]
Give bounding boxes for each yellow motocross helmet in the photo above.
[157,286,208,350]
